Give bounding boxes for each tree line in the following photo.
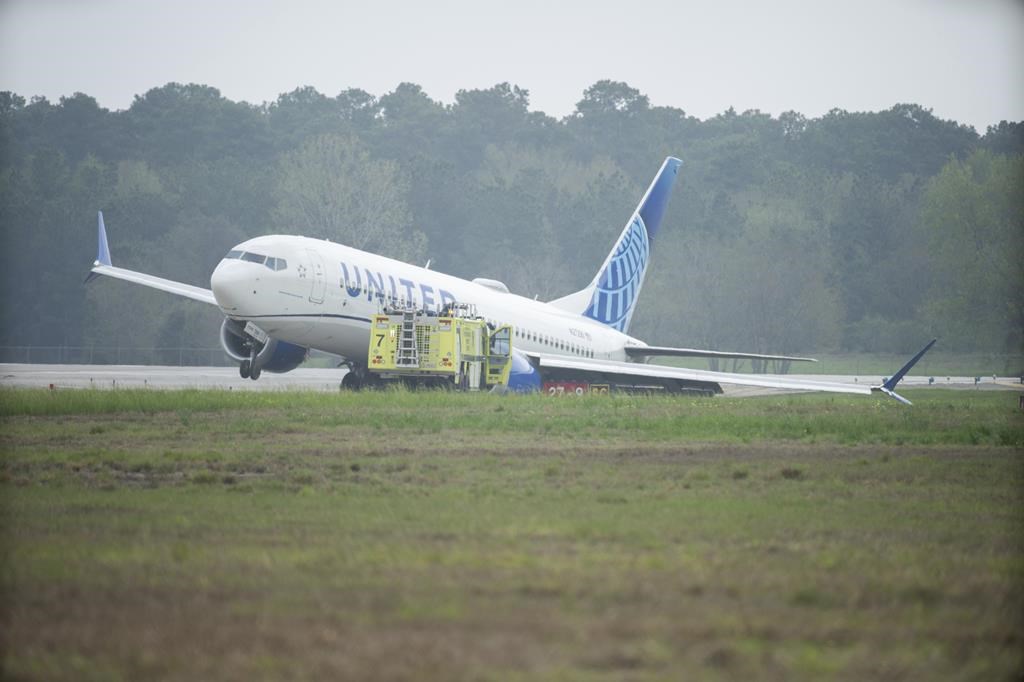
[0,81,1020,358]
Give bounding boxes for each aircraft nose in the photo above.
[210,259,252,313]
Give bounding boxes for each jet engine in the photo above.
[220,318,308,379]
[506,349,542,392]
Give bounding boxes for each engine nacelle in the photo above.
[220,318,308,374]
[507,349,541,392]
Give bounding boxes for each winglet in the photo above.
[85,211,112,284]
[872,338,938,405]
[96,211,112,266]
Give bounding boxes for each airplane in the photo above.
[86,156,935,404]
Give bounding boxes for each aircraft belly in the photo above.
[241,317,309,344]
[298,314,370,358]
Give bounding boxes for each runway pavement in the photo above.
[1,364,1019,395]
[0,364,348,392]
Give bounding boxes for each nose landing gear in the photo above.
[238,352,262,380]
[248,348,261,380]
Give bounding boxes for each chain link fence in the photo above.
[0,346,231,366]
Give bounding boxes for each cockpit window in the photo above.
[225,250,286,270]
[241,252,267,265]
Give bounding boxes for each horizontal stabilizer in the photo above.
[624,345,816,363]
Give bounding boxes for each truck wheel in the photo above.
[342,371,361,390]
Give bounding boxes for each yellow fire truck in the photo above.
[366,304,513,390]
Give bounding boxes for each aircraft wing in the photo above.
[88,264,217,305]
[528,337,936,402]
[85,212,217,306]
[529,353,871,396]
[624,345,816,363]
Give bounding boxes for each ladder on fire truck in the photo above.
[395,309,419,368]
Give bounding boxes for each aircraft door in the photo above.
[306,249,326,304]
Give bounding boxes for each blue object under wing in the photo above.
[262,340,308,373]
[637,157,682,242]
[507,349,541,392]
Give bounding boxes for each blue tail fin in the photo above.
[548,157,682,334]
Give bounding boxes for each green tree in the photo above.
[273,134,425,262]
[370,83,450,161]
[126,83,268,165]
[828,175,926,329]
[799,104,977,180]
[918,150,1024,352]
[981,121,1024,157]
[450,83,535,170]
[456,146,637,298]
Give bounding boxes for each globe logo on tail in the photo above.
[583,215,650,332]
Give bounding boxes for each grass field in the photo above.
[1,388,1022,681]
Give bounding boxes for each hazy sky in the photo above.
[1,0,1021,131]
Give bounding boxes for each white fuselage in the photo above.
[210,235,644,363]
